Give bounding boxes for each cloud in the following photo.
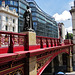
[53,10,71,21]
[65,26,72,35]
[69,1,74,6]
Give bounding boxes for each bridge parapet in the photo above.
[0,31,73,54]
[36,36,60,48]
[64,39,73,45]
[0,31,26,53]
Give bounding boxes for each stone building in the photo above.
[0,4,18,32]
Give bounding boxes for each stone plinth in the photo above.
[22,31,36,45]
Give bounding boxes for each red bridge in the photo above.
[0,31,73,75]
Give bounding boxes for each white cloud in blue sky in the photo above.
[53,10,71,21]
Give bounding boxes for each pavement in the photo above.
[65,72,75,75]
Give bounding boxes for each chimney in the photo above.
[2,1,5,7]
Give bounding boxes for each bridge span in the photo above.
[0,31,73,75]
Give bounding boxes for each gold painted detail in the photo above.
[0,64,24,75]
[37,56,52,70]
[5,67,24,75]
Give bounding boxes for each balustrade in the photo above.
[36,36,60,48]
[0,31,26,53]
[0,31,73,54]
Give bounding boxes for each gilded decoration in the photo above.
[37,55,52,70]
[4,67,24,75]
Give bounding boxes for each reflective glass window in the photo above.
[32,17,36,20]
[0,1,2,5]
[9,7,13,10]
[19,8,25,14]
[33,22,37,25]
[31,8,36,11]
[19,14,23,18]
[37,18,46,24]
[0,16,1,20]
[6,1,10,5]
[10,1,13,5]
[20,2,26,10]
[14,1,18,6]
[0,24,1,30]
[32,13,36,16]
[30,3,35,7]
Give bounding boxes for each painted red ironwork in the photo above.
[36,36,60,48]
[0,31,26,53]
[0,31,73,75]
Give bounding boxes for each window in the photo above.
[6,26,8,31]
[19,8,25,14]
[10,1,13,5]
[13,19,15,23]
[6,17,8,22]
[14,1,18,6]
[33,22,37,25]
[19,2,26,10]
[0,24,1,30]
[32,17,37,20]
[0,16,1,20]
[13,27,15,31]
[0,1,2,6]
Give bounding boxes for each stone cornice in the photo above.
[0,6,18,17]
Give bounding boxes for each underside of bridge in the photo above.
[41,53,68,75]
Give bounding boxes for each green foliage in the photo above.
[65,33,73,40]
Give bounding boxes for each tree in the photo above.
[65,33,73,40]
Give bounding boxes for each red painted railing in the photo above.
[36,36,60,48]
[64,39,73,45]
[0,31,73,54]
[0,31,26,53]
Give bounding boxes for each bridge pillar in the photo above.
[58,54,63,66]
[51,60,54,73]
[67,47,73,72]
[70,6,75,70]
[22,31,37,75]
[25,56,37,75]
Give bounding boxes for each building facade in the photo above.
[0,5,18,32]
[0,0,29,32]
[27,0,58,38]
[0,0,58,38]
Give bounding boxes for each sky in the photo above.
[34,0,74,34]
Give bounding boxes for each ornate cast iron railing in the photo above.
[36,36,60,48]
[0,31,26,53]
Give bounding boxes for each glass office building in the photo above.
[0,0,58,38]
[27,0,58,38]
